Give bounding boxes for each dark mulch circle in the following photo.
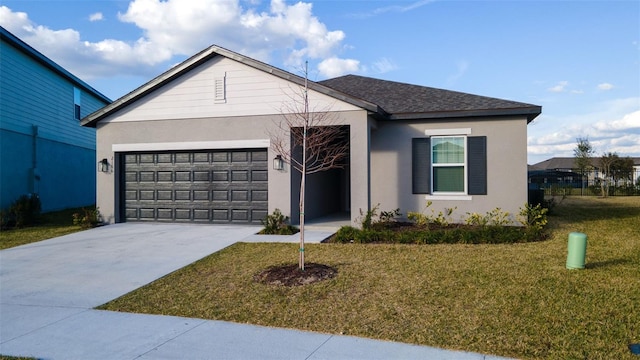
[254,263,338,286]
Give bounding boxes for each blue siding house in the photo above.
[0,27,111,212]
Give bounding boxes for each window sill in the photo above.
[425,195,472,201]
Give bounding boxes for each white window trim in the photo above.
[425,195,472,201]
[431,135,468,195]
[112,139,270,152]
[425,128,471,136]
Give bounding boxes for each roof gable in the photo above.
[319,75,541,122]
[82,45,380,127]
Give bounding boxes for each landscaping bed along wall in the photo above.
[326,202,549,245]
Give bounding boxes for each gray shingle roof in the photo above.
[529,156,640,170]
[319,75,540,122]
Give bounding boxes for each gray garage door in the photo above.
[122,149,268,224]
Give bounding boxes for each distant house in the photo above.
[82,45,540,225]
[0,27,111,212]
[528,157,640,189]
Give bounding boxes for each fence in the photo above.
[528,168,640,196]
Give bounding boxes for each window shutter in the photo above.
[412,138,431,194]
[468,136,487,195]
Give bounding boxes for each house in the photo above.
[0,27,111,212]
[529,156,640,189]
[82,45,541,225]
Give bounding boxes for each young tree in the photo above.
[573,137,595,195]
[610,156,634,187]
[599,152,618,197]
[269,63,349,270]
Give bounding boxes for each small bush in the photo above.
[2,194,42,229]
[407,201,456,227]
[333,226,360,243]
[259,209,298,235]
[465,208,512,227]
[358,204,402,230]
[72,207,102,229]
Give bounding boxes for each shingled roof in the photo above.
[529,156,640,170]
[319,75,541,122]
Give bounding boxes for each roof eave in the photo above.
[387,106,542,123]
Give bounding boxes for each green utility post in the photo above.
[566,232,587,269]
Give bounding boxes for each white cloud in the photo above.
[0,1,355,81]
[446,60,469,86]
[370,57,398,74]
[350,0,434,19]
[318,57,360,78]
[527,98,640,164]
[547,80,569,93]
[89,12,104,22]
[597,82,614,91]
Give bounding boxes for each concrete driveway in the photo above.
[0,223,507,360]
[1,223,261,309]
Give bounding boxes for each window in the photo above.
[74,87,81,120]
[412,133,487,197]
[432,136,465,193]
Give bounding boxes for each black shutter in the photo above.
[412,138,431,194]
[468,136,487,195]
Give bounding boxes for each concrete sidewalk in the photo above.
[0,223,509,359]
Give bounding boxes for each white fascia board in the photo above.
[112,139,270,152]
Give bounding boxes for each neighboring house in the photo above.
[82,45,541,225]
[529,157,640,188]
[0,27,112,212]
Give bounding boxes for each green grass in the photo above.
[0,207,87,250]
[97,196,636,358]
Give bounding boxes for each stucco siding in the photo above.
[100,56,361,124]
[370,117,528,223]
[96,109,369,225]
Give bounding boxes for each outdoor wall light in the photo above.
[99,158,110,173]
[273,155,284,171]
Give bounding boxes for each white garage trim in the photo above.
[112,139,270,152]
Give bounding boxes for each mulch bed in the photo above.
[254,263,338,286]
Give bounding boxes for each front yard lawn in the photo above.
[0,207,86,250]
[99,197,640,359]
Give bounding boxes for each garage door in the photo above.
[122,149,268,224]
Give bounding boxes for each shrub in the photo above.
[259,209,298,235]
[72,207,102,229]
[358,204,378,230]
[465,208,513,227]
[2,194,42,229]
[407,211,429,227]
[518,203,548,231]
[334,226,360,243]
[407,201,456,227]
[358,204,402,230]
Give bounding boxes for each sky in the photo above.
[1,0,638,165]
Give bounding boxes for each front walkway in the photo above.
[0,223,509,359]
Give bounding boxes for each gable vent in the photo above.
[214,74,226,103]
